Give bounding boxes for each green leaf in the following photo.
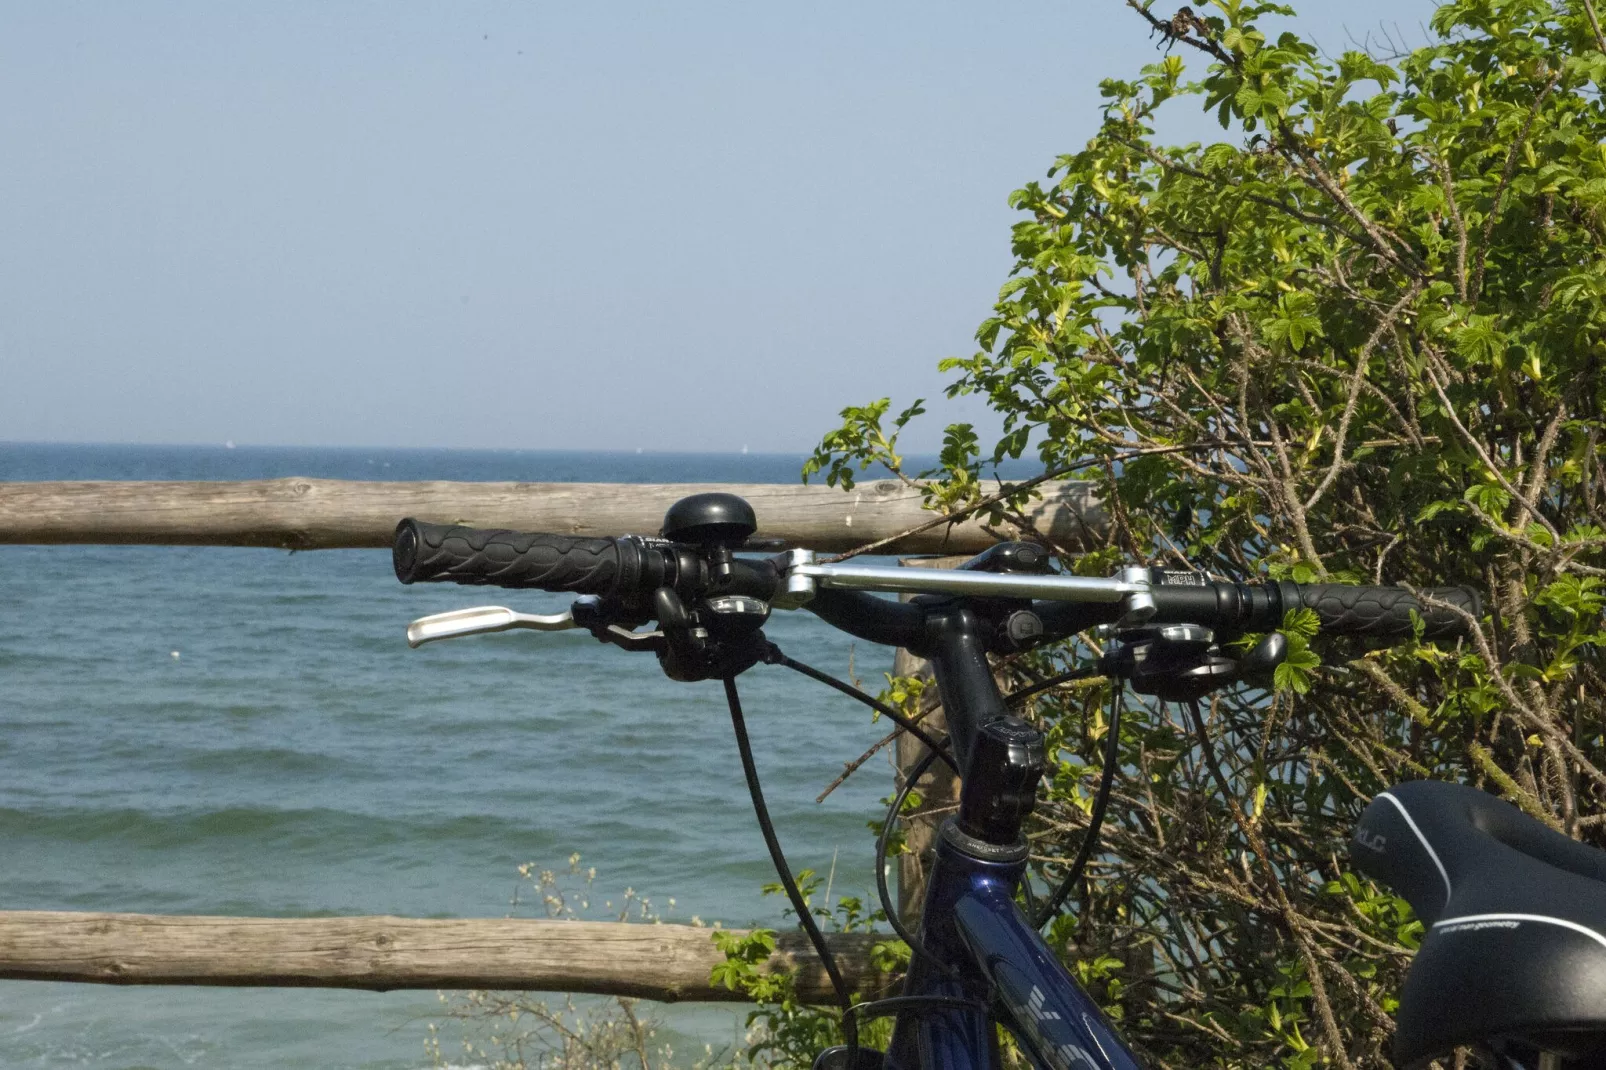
[1282,607,1321,640]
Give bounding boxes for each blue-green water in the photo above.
[0,445,921,1069]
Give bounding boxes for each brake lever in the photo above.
[406,600,669,655]
[571,595,666,654]
[406,606,577,648]
[595,624,667,654]
[1099,625,1290,701]
[1239,632,1288,685]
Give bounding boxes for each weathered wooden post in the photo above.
[890,557,967,924]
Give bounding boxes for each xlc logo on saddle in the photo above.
[1353,828,1388,853]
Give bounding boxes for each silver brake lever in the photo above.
[406,606,576,648]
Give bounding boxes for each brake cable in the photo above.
[1005,666,1098,707]
[874,745,962,980]
[1029,687,1123,929]
[761,645,962,969]
[765,648,958,775]
[733,645,1117,1023]
[722,675,860,1053]
[768,648,1115,934]
[726,653,981,1053]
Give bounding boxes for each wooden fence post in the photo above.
[891,557,968,925]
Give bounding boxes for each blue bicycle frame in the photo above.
[874,599,1145,1070]
[886,831,1143,1070]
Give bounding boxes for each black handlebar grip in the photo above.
[393,519,623,594]
[1297,584,1481,640]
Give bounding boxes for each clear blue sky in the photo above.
[0,1,1433,452]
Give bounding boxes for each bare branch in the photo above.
[1434,155,1471,302]
[1583,0,1606,54]
[1304,282,1427,511]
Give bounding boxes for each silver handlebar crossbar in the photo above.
[774,550,1155,623]
[407,552,1159,645]
[789,562,1142,602]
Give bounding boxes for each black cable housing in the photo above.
[722,675,859,1054]
[1005,666,1097,707]
[768,649,958,775]
[1030,687,1123,928]
[873,745,960,980]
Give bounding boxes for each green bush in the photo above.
[806,1,1606,1066]
[711,871,909,1068]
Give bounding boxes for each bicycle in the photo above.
[388,490,1602,1070]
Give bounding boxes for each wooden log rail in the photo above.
[0,913,888,1002]
[0,478,1103,554]
[0,484,1088,1000]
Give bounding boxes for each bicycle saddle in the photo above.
[1352,780,1606,1066]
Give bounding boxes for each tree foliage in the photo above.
[808,1,1606,1065]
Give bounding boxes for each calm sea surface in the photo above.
[0,445,946,1069]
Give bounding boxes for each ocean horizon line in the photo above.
[1,440,823,458]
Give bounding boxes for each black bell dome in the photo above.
[661,493,758,546]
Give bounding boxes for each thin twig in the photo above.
[1304,282,1426,512]
[816,703,940,803]
[1423,363,1563,543]
[1583,0,1606,54]
[1118,137,1374,250]
[1434,155,1470,302]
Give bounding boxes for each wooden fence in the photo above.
[0,477,1101,999]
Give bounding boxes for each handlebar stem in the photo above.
[920,605,1011,779]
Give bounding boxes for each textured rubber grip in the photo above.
[393,519,622,594]
[1298,585,1480,640]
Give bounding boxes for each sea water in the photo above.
[0,445,932,1069]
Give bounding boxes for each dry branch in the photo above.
[0,912,889,1003]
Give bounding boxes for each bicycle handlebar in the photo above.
[394,517,1479,644]
[392,497,1484,1043]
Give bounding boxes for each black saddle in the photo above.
[1352,780,1606,1066]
